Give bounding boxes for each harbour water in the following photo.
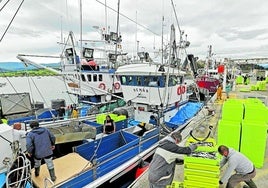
[0,76,77,108]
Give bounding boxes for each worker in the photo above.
[225,81,232,99]
[218,145,257,188]
[103,115,115,134]
[148,131,198,188]
[26,121,57,181]
[217,83,223,100]
[71,107,78,118]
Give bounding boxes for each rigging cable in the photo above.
[95,0,160,37]
[0,0,25,43]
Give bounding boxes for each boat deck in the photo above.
[31,153,92,188]
[129,78,268,188]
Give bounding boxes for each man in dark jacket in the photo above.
[26,121,57,181]
[148,131,197,188]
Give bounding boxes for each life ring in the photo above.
[177,86,182,95]
[114,82,121,90]
[181,85,186,94]
[99,83,106,90]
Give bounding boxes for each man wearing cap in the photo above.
[148,131,198,188]
[218,145,257,188]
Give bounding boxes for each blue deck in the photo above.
[57,129,160,187]
[1,101,201,187]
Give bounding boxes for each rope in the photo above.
[0,0,25,43]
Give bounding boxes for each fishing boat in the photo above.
[59,31,127,106]
[0,23,204,188]
[195,45,222,96]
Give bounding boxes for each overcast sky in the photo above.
[1,0,268,63]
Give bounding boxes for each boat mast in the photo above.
[79,0,83,60]
[161,16,164,65]
[79,0,83,98]
[114,0,120,69]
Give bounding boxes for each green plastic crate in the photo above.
[217,119,241,150]
[184,180,219,188]
[222,100,244,121]
[186,137,217,152]
[240,120,267,168]
[184,168,220,178]
[235,76,243,84]
[166,181,183,188]
[96,113,126,124]
[244,103,268,122]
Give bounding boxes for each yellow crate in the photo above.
[184,168,220,178]
[184,162,219,172]
[96,113,126,124]
[184,174,219,185]
[166,181,184,188]
[184,155,221,166]
[184,180,219,188]
[186,137,218,152]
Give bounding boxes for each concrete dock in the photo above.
[129,79,268,188]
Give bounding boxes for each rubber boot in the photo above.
[49,168,57,181]
[244,179,257,188]
[34,167,40,177]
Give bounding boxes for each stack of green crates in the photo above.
[217,119,241,150]
[217,99,243,150]
[235,75,243,84]
[221,99,244,121]
[256,81,266,91]
[184,138,221,188]
[240,120,267,168]
[240,99,268,168]
[96,113,126,124]
[217,98,268,168]
[243,99,268,122]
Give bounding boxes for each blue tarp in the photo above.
[166,102,203,129]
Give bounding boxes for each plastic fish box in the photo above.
[240,120,267,168]
[217,119,241,151]
[166,181,183,188]
[184,174,219,185]
[84,118,128,134]
[184,168,220,178]
[184,161,220,173]
[186,137,217,152]
[63,131,139,187]
[222,100,244,121]
[184,154,221,165]
[96,113,126,124]
[184,179,219,188]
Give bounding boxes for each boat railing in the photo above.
[44,177,54,188]
[5,153,31,188]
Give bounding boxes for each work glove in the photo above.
[189,143,198,151]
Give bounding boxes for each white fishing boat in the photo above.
[60,31,127,105]
[0,23,204,188]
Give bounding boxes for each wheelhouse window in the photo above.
[120,75,166,87]
[93,74,97,82]
[168,75,178,86]
[87,74,92,82]
[99,74,103,81]
[81,74,86,82]
[120,76,127,85]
